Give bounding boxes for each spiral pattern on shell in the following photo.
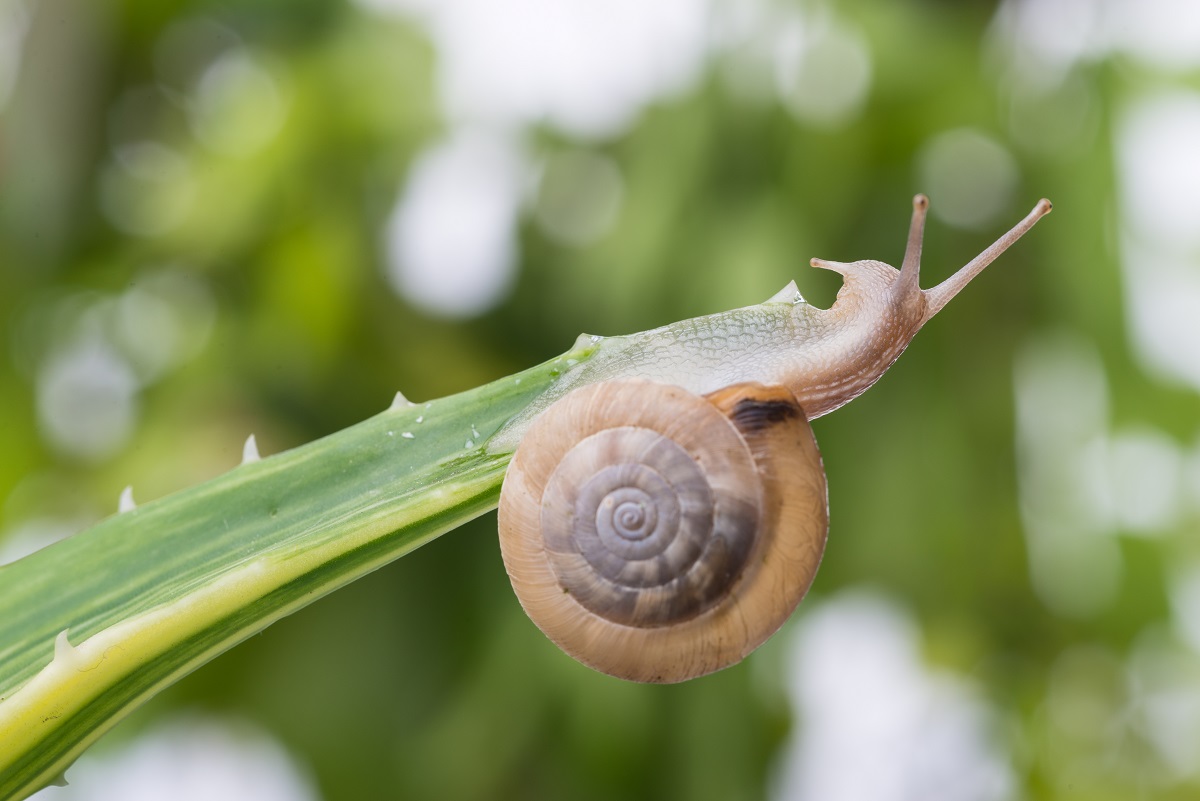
[498,379,829,683]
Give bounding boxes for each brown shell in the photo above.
[497,379,828,683]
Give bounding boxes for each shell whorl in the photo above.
[498,379,828,683]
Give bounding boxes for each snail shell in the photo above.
[497,378,828,683]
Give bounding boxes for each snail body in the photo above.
[497,196,1052,682]
[489,196,1052,453]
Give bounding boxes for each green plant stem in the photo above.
[0,344,592,800]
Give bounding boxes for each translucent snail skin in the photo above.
[495,195,1052,682]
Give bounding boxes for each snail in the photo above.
[497,195,1052,682]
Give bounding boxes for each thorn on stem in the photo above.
[390,391,416,411]
[242,434,261,465]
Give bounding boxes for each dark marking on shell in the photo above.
[728,398,801,434]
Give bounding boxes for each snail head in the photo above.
[810,194,1053,337]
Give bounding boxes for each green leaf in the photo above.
[0,339,592,799]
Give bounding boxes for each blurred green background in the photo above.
[3,0,1199,799]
